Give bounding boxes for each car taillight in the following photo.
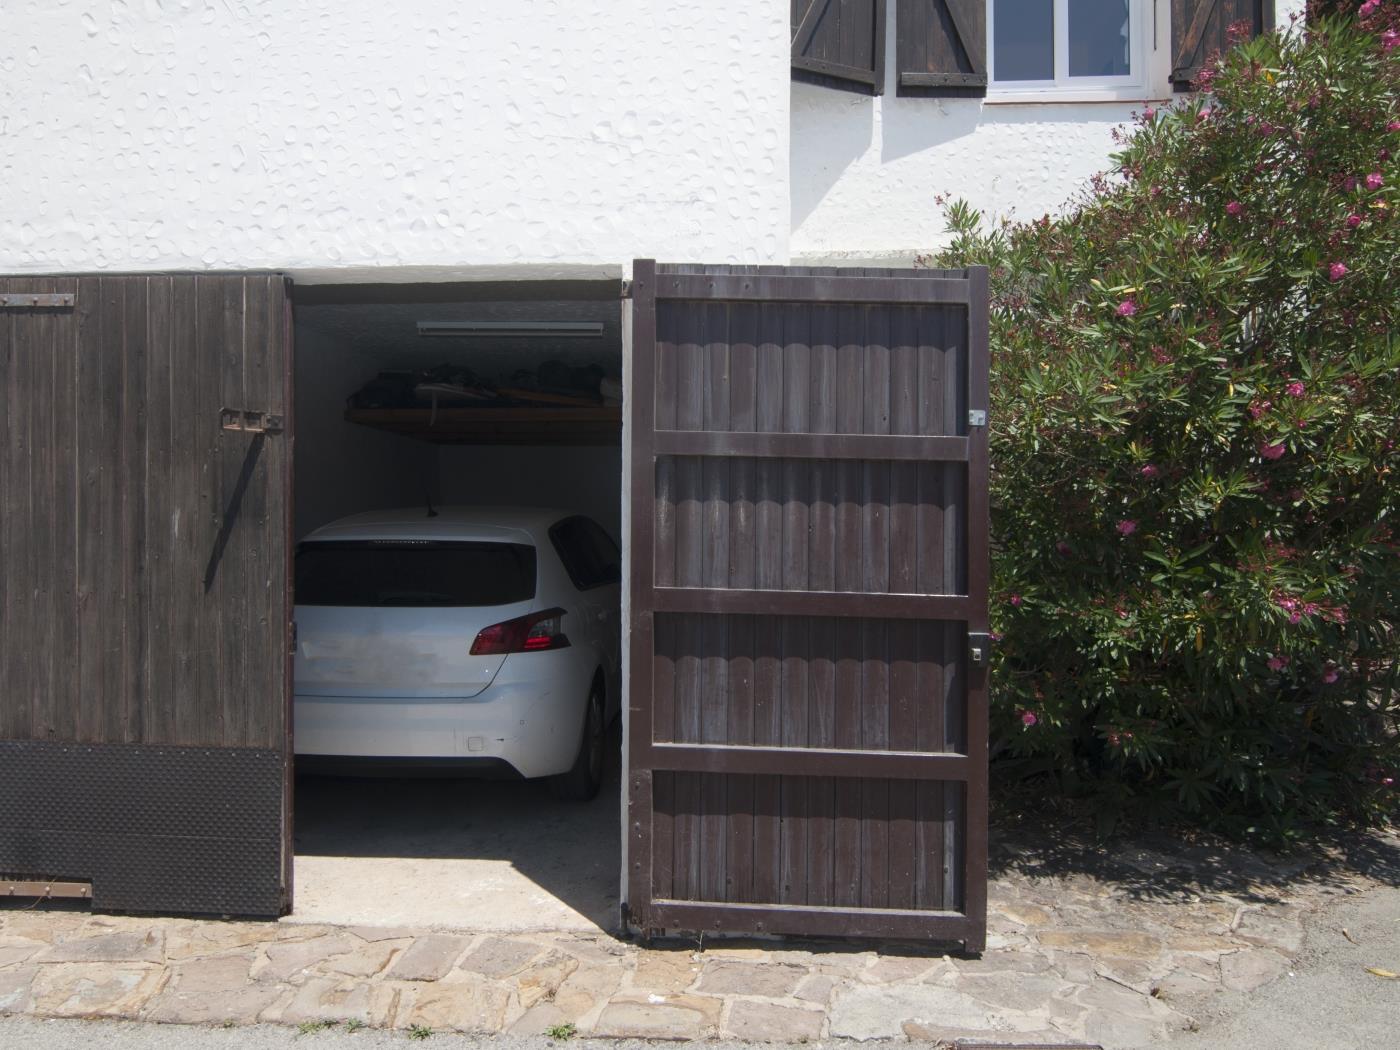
[469,608,571,655]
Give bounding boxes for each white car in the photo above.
[292,507,622,799]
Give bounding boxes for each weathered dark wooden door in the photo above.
[625,261,989,947]
[0,275,293,917]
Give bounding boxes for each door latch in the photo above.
[220,408,283,434]
[968,631,992,666]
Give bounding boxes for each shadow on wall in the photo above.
[792,81,1136,254]
[789,83,878,234]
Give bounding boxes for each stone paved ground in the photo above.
[2,826,1394,1049]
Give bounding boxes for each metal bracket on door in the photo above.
[0,293,75,308]
[220,408,284,435]
[968,631,992,666]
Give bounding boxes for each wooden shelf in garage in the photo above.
[344,405,622,445]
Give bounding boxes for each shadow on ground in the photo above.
[987,811,1400,906]
[290,723,622,932]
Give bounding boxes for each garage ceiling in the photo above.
[295,284,623,380]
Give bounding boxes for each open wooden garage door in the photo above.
[0,275,293,917]
[625,261,989,947]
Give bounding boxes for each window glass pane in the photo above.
[993,0,1054,82]
[1069,0,1131,77]
[295,541,536,607]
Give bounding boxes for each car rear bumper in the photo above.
[292,648,593,780]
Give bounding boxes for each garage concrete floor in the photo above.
[287,727,622,934]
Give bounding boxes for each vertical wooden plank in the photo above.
[170,277,203,745]
[72,277,105,742]
[778,619,809,905]
[193,275,228,744]
[34,281,77,742]
[120,278,150,743]
[751,299,784,903]
[143,277,176,744]
[652,770,675,901]
[241,276,274,750]
[0,283,29,739]
[50,281,81,742]
[216,278,249,746]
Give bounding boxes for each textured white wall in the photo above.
[0,1,789,275]
[791,0,1309,262]
[792,90,1131,260]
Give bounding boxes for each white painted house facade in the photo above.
[3,0,1299,278]
[0,0,1306,934]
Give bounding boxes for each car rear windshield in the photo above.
[295,541,537,607]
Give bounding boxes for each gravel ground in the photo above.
[1138,880,1400,1050]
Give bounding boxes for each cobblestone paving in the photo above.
[2,829,1392,1048]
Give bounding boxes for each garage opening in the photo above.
[288,279,624,933]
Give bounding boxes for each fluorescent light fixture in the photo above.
[417,320,604,338]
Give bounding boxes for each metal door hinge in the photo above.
[220,408,283,434]
[968,631,992,665]
[0,292,74,308]
[968,409,987,427]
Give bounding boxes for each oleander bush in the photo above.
[929,4,1400,839]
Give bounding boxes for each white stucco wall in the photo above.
[0,1,789,276]
[791,0,1308,262]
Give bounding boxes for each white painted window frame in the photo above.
[986,0,1172,104]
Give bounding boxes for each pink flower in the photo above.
[1322,665,1340,684]
[1289,610,1302,625]
[1347,213,1363,229]
[1020,710,1039,727]
[1328,262,1348,282]
[1267,655,1289,672]
[1008,593,1023,607]
[1365,171,1384,191]
[1116,519,1138,536]
[1248,399,1272,420]
[1143,106,1156,120]
[1344,176,1359,192]
[1140,463,1160,478]
[1116,299,1137,317]
[1389,121,1400,133]
[1055,540,1072,556]
[1260,442,1286,460]
[1359,0,1379,15]
[1285,381,1306,397]
[1277,596,1298,612]
[1383,30,1398,53]
[1226,200,1243,216]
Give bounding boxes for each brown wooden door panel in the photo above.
[0,274,293,918]
[627,261,989,947]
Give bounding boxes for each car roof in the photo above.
[300,506,575,544]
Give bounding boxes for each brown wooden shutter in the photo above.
[624,261,991,946]
[1172,0,1275,88]
[895,0,986,96]
[792,0,888,95]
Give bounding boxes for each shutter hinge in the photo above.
[968,631,992,666]
[968,409,987,427]
[220,408,283,435]
[0,292,74,309]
